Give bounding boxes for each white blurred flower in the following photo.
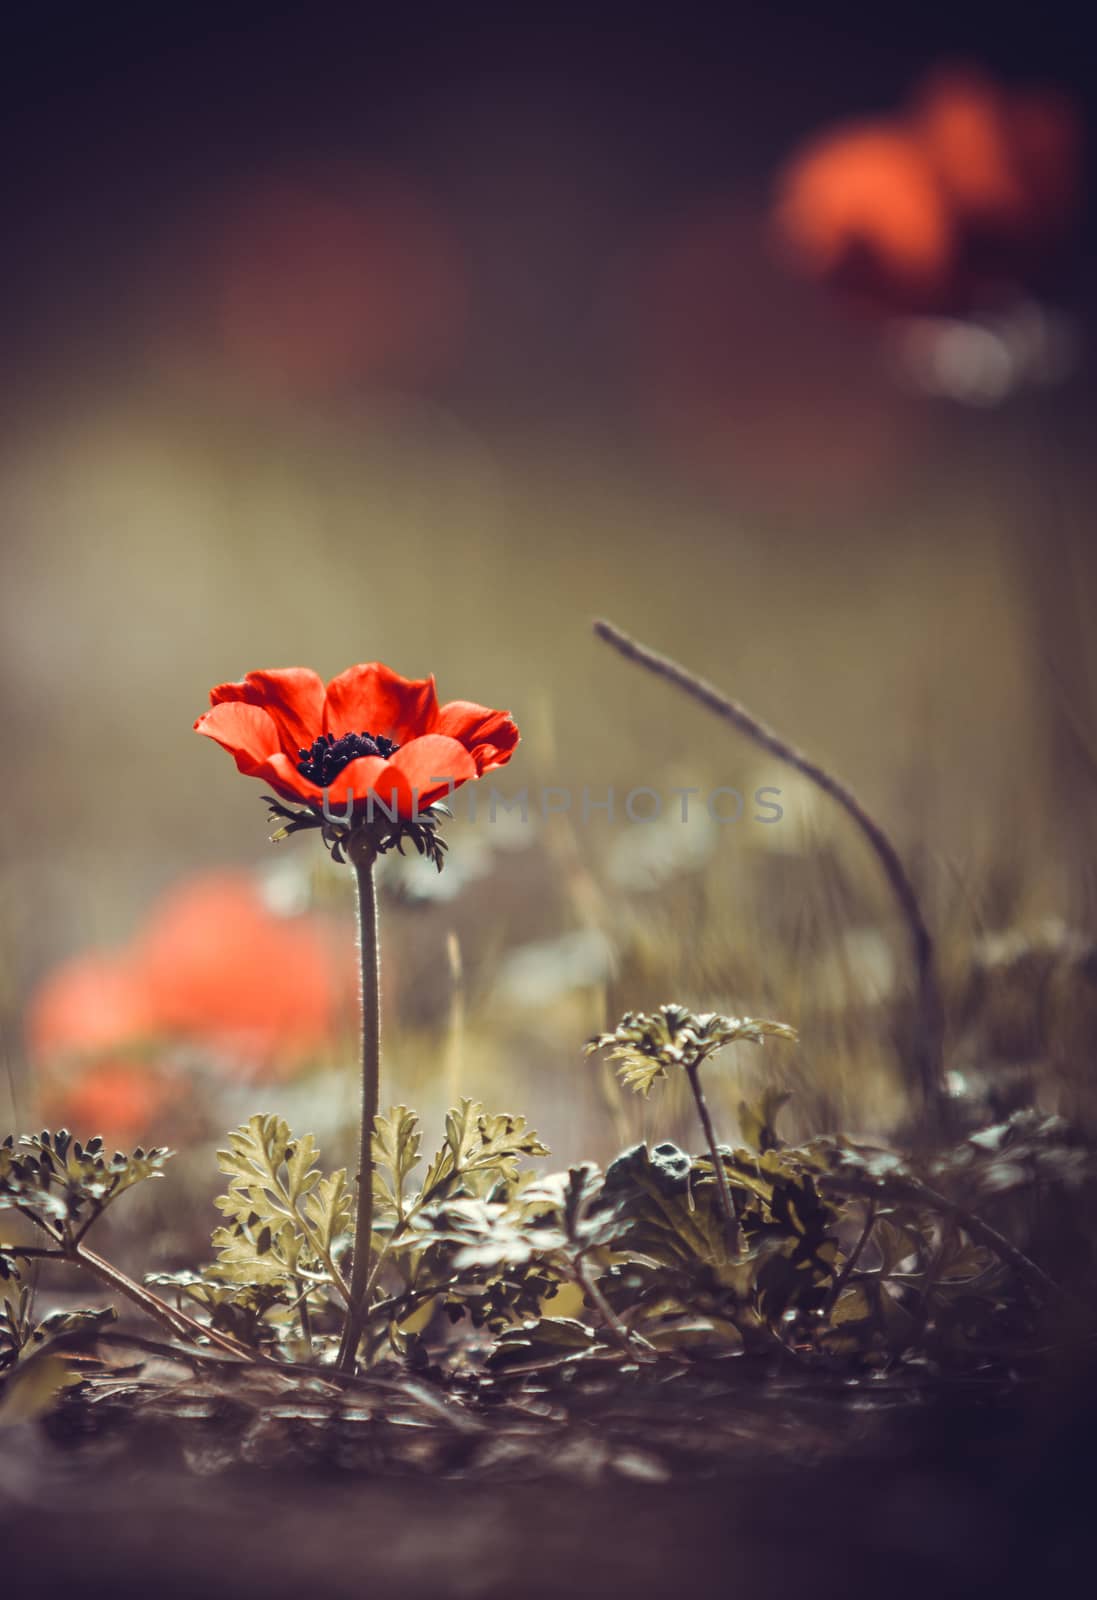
[494,928,616,1007]
[605,807,717,890]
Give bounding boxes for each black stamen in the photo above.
[296,729,400,786]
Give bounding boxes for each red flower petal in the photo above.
[435,701,520,774]
[316,739,476,820]
[262,751,326,806]
[210,668,325,756]
[390,733,477,809]
[323,663,439,743]
[194,702,316,804]
[327,754,417,820]
[195,700,280,770]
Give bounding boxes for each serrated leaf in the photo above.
[830,1285,875,1326]
[285,1133,323,1206]
[218,1114,292,1201]
[466,1112,549,1186]
[209,1116,352,1314]
[304,1169,352,1253]
[0,1131,173,1243]
[210,1221,298,1286]
[588,1006,796,1099]
[421,1101,548,1202]
[214,1115,311,1237]
[873,1218,922,1276]
[372,1106,422,1219]
[614,1055,669,1098]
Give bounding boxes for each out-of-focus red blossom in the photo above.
[774,66,1083,314]
[27,873,357,1142]
[195,663,519,820]
[774,124,956,309]
[29,955,181,1143]
[27,953,158,1063]
[135,874,350,1076]
[914,70,1081,242]
[39,1061,182,1146]
[207,165,467,397]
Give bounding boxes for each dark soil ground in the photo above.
[3,1345,1093,1599]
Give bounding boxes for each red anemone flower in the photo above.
[194,664,519,819]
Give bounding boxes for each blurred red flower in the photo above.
[773,65,1082,315]
[134,872,348,1077]
[28,952,180,1143]
[39,1060,182,1145]
[27,871,357,1142]
[195,663,519,820]
[774,123,956,311]
[913,69,1081,245]
[27,952,157,1063]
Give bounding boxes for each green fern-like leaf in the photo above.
[216,1114,297,1220]
[210,1219,301,1287]
[0,1130,172,1243]
[587,1006,796,1099]
[421,1101,549,1201]
[305,1168,353,1254]
[212,1115,348,1300]
[372,1106,422,1219]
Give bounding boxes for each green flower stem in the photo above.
[593,617,945,1141]
[73,1243,259,1362]
[685,1059,743,1258]
[337,836,382,1374]
[9,1210,261,1363]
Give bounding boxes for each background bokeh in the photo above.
[2,7,1096,1251]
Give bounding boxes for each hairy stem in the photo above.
[686,1059,743,1257]
[594,617,946,1140]
[72,1244,256,1361]
[7,1217,256,1362]
[72,1244,195,1340]
[337,838,382,1373]
[281,1184,350,1303]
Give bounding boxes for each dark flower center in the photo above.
[296,730,400,786]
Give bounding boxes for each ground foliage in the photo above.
[4,1093,1092,1426]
